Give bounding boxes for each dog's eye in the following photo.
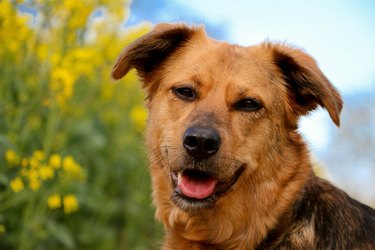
[172,87,197,101]
[233,98,262,112]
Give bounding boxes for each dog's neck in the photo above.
[153,131,314,250]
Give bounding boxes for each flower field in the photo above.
[0,1,162,249]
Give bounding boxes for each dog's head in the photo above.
[112,23,342,215]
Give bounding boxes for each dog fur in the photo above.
[112,23,375,249]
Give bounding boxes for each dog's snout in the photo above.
[183,126,221,160]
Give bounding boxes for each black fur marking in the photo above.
[273,50,321,111]
[126,26,195,77]
[256,177,375,249]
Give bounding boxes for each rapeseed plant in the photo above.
[63,195,79,214]
[9,177,24,193]
[0,1,161,249]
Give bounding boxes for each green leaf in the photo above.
[47,221,76,249]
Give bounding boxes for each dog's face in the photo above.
[112,24,342,217]
[147,41,280,211]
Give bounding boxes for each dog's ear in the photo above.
[271,44,343,127]
[112,23,200,80]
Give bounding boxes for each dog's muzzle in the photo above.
[169,125,244,211]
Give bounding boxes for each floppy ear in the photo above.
[112,23,200,80]
[271,44,343,127]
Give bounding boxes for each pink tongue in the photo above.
[178,173,217,199]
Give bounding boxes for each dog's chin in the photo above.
[170,165,245,213]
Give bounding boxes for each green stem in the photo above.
[18,192,36,250]
[43,104,60,156]
[0,190,29,213]
[0,189,12,203]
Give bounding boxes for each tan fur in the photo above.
[111,24,374,249]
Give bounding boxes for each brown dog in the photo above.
[112,23,375,249]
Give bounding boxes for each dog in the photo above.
[112,23,375,249]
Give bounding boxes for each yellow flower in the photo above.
[63,195,79,214]
[5,149,19,166]
[36,43,49,61]
[29,177,41,191]
[67,6,92,30]
[27,151,45,170]
[49,154,62,169]
[48,194,62,209]
[64,0,83,11]
[69,48,97,76]
[28,169,39,180]
[130,105,147,130]
[63,155,75,169]
[32,150,46,161]
[0,1,32,56]
[50,67,76,107]
[29,158,40,169]
[62,155,84,180]
[10,177,24,193]
[39,165,54,180]
[100,83,115,102]
[21,158,29,167]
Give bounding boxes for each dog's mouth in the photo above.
[175,170,218,199]
[170,166,245,211]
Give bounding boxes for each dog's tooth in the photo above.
[177,173,182,185]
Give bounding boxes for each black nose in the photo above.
[183,126,221,160]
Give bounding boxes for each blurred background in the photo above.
[0,0,374,249]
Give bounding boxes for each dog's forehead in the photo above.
[163,40,276,102]
[181,41,266,73]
